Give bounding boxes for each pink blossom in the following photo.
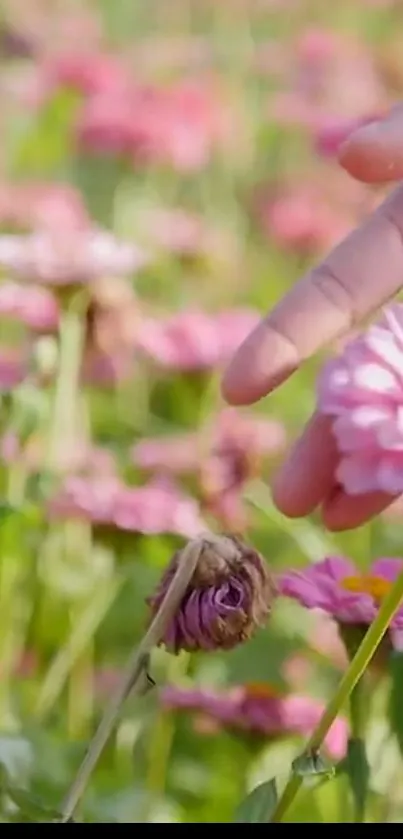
[0,183,89,233]
[77,81,231,172]
[39,51,130,99]
[135,308,260,372]
[161,682,347,758]
[48,476,205,538]
[279,555,403,633]
[0,282,59,331]
[0,229,146,286]
[258,186,350,253]
[0,348,28,390]
[318,304,403,496]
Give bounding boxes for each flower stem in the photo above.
[271,570,403,823]
[59,539,203,824]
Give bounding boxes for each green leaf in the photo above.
[5,786,60,823]
[388,651,403,755]
[344,738,370,822]
[233,779,278,823]
[292,750,335,779]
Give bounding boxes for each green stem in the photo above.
[271,570,403,823]
[46,293,87,472]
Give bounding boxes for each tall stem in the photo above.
[271,570,403,823]
[59,539,203,824]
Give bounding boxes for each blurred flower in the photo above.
[279,555,403,642]
[82,275,139,385]
[317,304,403,496]
[135,308,259,372]
[133,408,285,529]
[257,185,352,254]
[0,431,116,476]
[0,228,146,287]
[0,182,89,233]
[148,533,276,653]
[77,80,232,172]
[161,681,347,757]
[0,282,59,331]
[38,51,130,99]
[0,347,28,390]
[48,476,205,538]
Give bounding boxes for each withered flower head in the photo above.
[147,533,277,653]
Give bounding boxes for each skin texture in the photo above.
[222,105,403,531]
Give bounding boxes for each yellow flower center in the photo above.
[244,682,279,699]
[342,575,391,603]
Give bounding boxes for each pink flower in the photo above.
[258,186,351,254]
[0,229,146,287]
[0,282,59,332]
[48,476,205,538]
[0,182,89,233]
[0,348,28,390]
[77,80,231,172]
[317,304,403,496]
[279,555,403,633]
[39,51,130,99]
[161,682,347,758]
[135,308,259,372]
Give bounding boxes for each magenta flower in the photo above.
[147,534,276,653]
[318,304,403,496]
[0,282,59,332]
[48,476,205,538]
[161,682,347,758]
[0,229,146,287]
[135,308,259,372]
[279,556,403,635]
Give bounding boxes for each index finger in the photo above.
[222,185,403,405]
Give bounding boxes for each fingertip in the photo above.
[339,118,403,184]
[221,322,298,406]
[271,413,338,518]
[322,488,395,531]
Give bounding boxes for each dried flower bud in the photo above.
[147,533,277,653]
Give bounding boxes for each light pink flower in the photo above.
[279,555,403,633]
[161,682,347,758]
[135,308,259,372]
[0,182,89,233]
[77,80,231,172]
[0,348,28,390]
[48,476,205,537]
[318,304,403,496]
[258,186,351,254]
[0,282,59,331]
[39,51,130,99]
[0,229,146,286]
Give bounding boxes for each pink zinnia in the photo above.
[161,682,347,758]
[48,476,205,538]
[0,229,146,287]
[135,308,259,372]
[279,556,403,638]
[0,348,28,390]
[0,282,59,332]
[318,304,403,496]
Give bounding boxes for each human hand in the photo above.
[222,105,403,531]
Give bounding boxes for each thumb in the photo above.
[339,104,403,183]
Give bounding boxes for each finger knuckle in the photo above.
[310,265,356,324]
